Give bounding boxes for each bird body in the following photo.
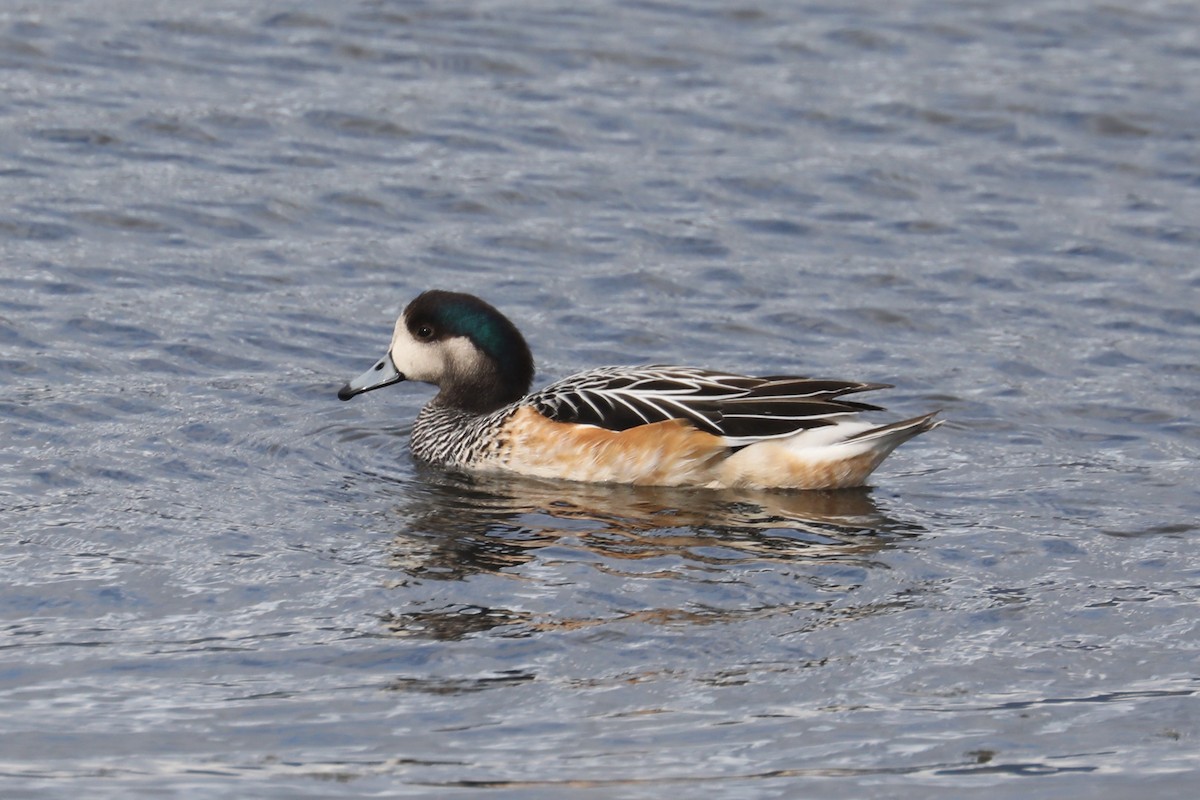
[339,291,939,490]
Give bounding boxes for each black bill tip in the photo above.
[337,383,359,401]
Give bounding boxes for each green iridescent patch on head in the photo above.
[437,303,506,358]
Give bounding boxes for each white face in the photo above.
[387,315,485,386]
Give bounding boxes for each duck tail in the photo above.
[846,411,942,451]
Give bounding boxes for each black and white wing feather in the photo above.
[526,365,887,447]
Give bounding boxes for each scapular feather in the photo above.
[528,365,887,444]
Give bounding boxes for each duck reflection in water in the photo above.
[377,468,925,641]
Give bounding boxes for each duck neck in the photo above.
[433,357,531,415]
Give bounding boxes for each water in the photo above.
[2,0,1198,796]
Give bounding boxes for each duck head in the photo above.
[338,290,535,413]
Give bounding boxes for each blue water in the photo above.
[2,1,1198,797]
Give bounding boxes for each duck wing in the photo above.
[525,365,887,446]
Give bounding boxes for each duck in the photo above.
[338,290,940,490]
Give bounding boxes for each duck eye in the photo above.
[416,325,434,340]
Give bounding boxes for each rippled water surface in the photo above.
[3,0,1199,796]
